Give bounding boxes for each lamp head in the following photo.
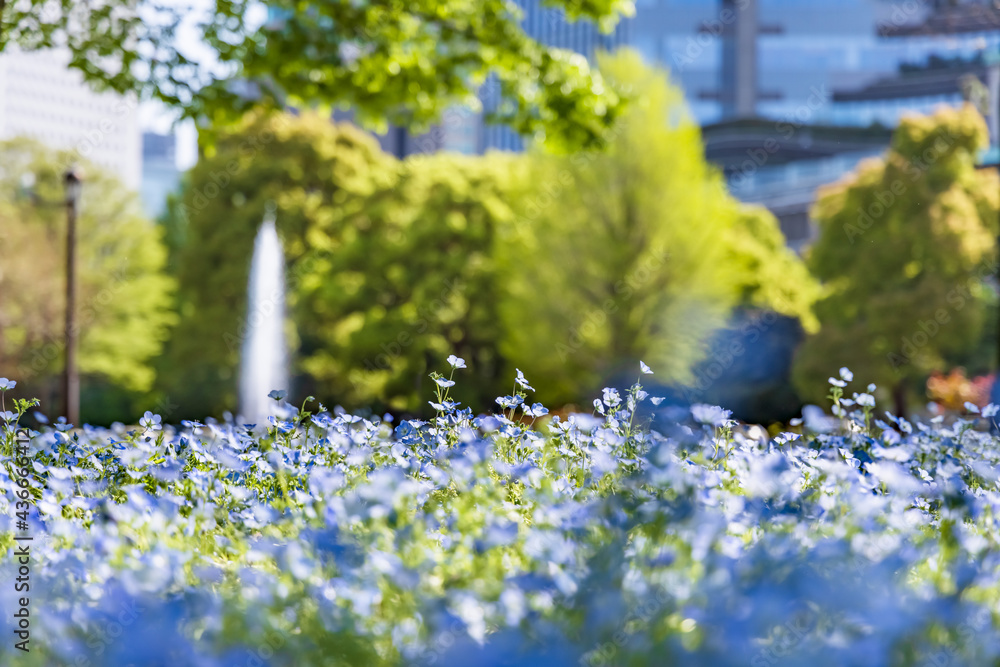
[63,166,83,204]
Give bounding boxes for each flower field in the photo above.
[2,364,1000,666]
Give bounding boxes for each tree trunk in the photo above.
[892,381,908,419]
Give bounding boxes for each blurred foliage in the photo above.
[161,53,819,418]
[497,51,819,406]
[793,105,1000,413]
[160,112,517,416]
[724,205,820,324]
[294,152,520,414]
[157,113,396,417]
[1,0,632,151]
[0,138,176,422]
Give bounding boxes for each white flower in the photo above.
[855,393,875,408]
[639,361,653,375]
[446,355,467,369]
[515,369,534,391]
[139,411,162,432]
[690,404,732,428]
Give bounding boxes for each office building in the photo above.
[0,47,142,190]
[480,0,632,152]
[140,132,181,219]
[632,0,1000,247]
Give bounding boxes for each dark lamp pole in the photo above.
[984,48,1000,415]
[63,167,82,425]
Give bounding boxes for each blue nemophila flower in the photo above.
[855,393,875,408]
[802,405,840,433]
[828,377,847,388]
[496,395,523,410]
[267,416,295,433]
[523,403,548,418]
[140,411,162,431]
[0,378,15,390]
[447,355,467,369]
[434,377,456,388]
[429,400,459,412]
[774,432,801,445]
[311,413,335,429]
[515,369,534,391]
[0,410,13,422]
[473,415,501,432]
[840,367,854,382]
[8,368,1000,665]
[690,404,732,427]
[267,389,287,401]
[880,428,902,446]
[602,387,621,408]
[965,401,980,414]
[640,361,653,375]
[983,403,999,418]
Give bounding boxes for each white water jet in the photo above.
[239,210,289,426]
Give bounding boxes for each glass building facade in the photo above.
[631,0,1000,126]
[479,0,632,152]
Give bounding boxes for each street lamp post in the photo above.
[985,48,1000,414]
[16,168,84,423]
[63,168,82,425]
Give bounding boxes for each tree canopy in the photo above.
[0,0,634,149]
[792,105,1000,415]
[498,51,819,405]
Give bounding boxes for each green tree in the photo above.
[498,50,819,406]
[0,0,632,150]
[295,152,519,414]
[792,105,1000,416]
[0,138,176,422]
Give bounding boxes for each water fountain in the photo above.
[239,206,289,425]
